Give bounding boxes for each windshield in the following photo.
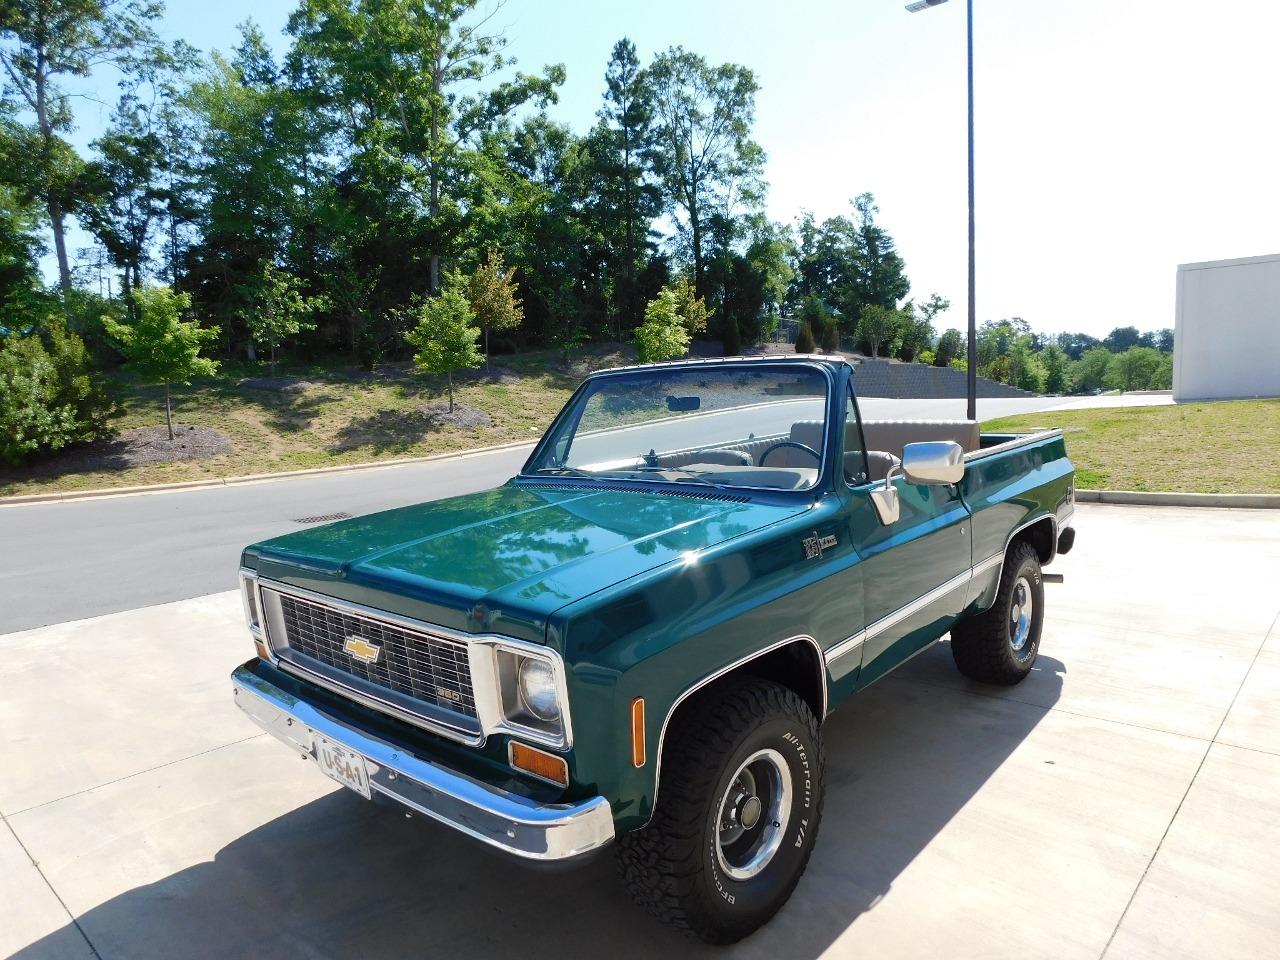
[525,364,831,492]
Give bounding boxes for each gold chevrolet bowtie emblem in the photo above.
[343,635,381,664]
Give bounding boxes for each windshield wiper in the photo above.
[531,466,600,480]
[670,472,733,492]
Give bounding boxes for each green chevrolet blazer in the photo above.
[232,355,1075,943]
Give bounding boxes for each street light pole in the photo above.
[907,0,977,420]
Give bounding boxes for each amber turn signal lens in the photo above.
[509,741,569,786]
[254,638,271,661]
[631,697,645,768]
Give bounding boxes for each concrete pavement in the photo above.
[0,396,1066,633]
[2,503,1277,959]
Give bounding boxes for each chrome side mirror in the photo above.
[901,441,965,486]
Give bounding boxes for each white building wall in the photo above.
[1174,253,1280,401]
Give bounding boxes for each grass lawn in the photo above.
[0,348,610,498]
[983,399,1280,494]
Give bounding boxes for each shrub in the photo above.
[635,287,691,363]
[819,315,840,353]
[795,320,816,353]
[0,320,115,465]
[722,315,741,356]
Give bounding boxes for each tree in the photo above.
[1055,331,1101,361]
[790,195,909,338]
[634,285,691,363]
[647,47,764,296]
[669,275,710,338]
[1,0,167,292]
[465,250,522,366]
[1006,341,1045,393]
[595,38,658,327]
[818,313,839,353]
[287,0,563,294]
[404,288,481,412]
[1155,328,1175,353]
[1103,325,1142,353]
[239,261,325,372]
[857,304,900,359]
[1072,346,1113,393]
[794,320,815,353]
[184,26,315,350]
[1105,346,1163,392]
[934,328,963,367]
[104,285,218,439]
[721,314,741,356]
[1040,342,1069,393]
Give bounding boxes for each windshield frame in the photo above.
[518,359,841,497]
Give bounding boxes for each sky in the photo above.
[42,0,1280,338]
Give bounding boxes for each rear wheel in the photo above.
[950,540,1044,685]
[617,678,824,944]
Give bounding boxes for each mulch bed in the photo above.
[5,425,234,479]
[239,376,316,393]
[418,402,492,429]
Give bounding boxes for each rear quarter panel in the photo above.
[962,432,1074,609]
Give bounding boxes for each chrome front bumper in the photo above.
[231,662,615,862]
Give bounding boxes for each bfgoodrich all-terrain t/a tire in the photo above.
[950,540,1044,685]
[617,678,824,944]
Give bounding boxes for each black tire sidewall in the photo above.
[696,714,821,929]
[1005,548,1044,667]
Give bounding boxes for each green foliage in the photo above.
[634,286,692,363]
[104,285,218,438]
[934,328,963,367]
[857,304,901,358]
[818,314,839,353]
[403,289,482,411]
[1104,346,1165,392]
[1040,342,1070,393]
[1072,346,1114,393]
[466,251,523,363]
[647,47,764,293]
[669,276,710,336]
[0,320,116,465]
[794,320,816,353]
[721,314,741,356]
[239,262,326,371]
[790,195,909,340]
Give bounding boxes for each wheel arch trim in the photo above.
[969,512,1060,607]
[645,633,827,828]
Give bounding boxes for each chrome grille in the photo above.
[271,590,477,719]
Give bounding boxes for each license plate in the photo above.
[314,735,371,799]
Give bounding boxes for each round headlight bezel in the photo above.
[517,657,561,722]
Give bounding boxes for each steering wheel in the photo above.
[758,440,820,467]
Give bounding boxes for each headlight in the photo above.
[518,658,560,721]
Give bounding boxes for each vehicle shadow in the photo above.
[14,647,1064,960]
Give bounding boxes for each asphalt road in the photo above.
[0,396,1062,632]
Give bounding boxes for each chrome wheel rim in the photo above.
[1010,576,1034,652]
[715,748,792,881]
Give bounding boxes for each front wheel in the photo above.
[617,678,824,944]
[950,540,1044,685]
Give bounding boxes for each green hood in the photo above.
[246,482,805,643]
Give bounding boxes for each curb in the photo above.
[0,438,539,508]
[1076,490,1280,509]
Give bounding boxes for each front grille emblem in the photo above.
[343,635,382,664]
